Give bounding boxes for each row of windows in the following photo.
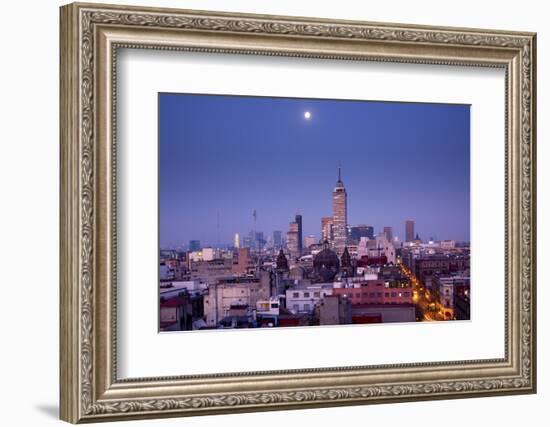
[351,292,410,298]
[292,298,412,313]
[291,291,325,298]
[357,282,410,289]
[290,291,411,299]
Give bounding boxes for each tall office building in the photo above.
[405,220,415,242]
[321,216,334,243]
[273,230,282,248]
[383,226,393,242]
[286,221,300,260]
[332,167,348,253]
[189,240,201,252]
[248,230,265,251]
[248,230,256,250]
[295,214,303,255]
[256,231,265,251]
[349,225,374,242]
[233,233,240,249]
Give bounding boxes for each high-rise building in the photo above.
[321,216,334,243]
[383,226,393,242]
[273,230,282,248]
[295,214,303,255]
[233,233,240,248]
[405,220,415,242]
[189,240,201,252]
[256,231,265,251]
[248,230,265,251]
[349,225,373,242]
[286,221,300,260]
[332,167,348,253]
[248,230,255,249]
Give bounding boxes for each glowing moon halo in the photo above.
[304,111,311,120]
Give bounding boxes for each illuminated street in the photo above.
[399,262,443,321]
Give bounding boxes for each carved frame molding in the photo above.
[60,2,536,423]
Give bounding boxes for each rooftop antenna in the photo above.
[253,209,257,253]
[216,210,220,248]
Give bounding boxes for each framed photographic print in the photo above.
[60,2,537,423]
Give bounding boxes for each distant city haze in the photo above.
[159,93,470,248]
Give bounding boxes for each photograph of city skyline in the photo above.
[159,93,471,332]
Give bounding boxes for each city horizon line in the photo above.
[162,168,467,249]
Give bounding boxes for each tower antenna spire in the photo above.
[216,210,220,247]
[253,209,257,253]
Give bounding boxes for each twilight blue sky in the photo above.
[159,93,470,248]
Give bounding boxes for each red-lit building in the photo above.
[332,279,413,305]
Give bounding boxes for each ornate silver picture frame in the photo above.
[60,2,536,423]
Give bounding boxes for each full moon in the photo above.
[304,111,311,120]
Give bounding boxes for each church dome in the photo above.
[313,240,340,282]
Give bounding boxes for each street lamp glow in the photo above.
[304,111,311,120]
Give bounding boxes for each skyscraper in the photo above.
[321,216,334,243]
[349,225,374,242]
[405,220,415,242]
[233,233,240,248]
[383,226,393,242]
[248,230,256,250]
[332,167,348,253]
[273,230,282,248]
[189,240,200,252]
[256,231,265,251]
[248,230,265,251]
[295,214,303,255]
[286,221,300,260]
